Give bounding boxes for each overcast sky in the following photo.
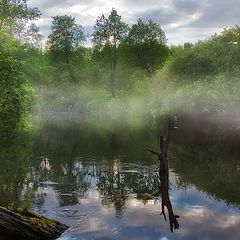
[28,0,240,45]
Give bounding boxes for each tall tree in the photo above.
[23,23,43,48]
[0,0,40,40]
[48,15,85,65]
[123,19,168,76]
[92,8,128,97]
[48,15,85,82]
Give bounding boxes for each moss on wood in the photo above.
[0,207,68,240]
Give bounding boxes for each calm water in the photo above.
[0,117,240,240]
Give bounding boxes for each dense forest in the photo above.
[0,0,240,135]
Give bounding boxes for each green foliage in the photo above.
[92,9,128,47]
[209,26,240,72]
[48,15,85,65]
[152,71,240,116]
[126,18,166,44]
[165,26,240,80]
[21,199,32,210]
[0,0,41,41]
[17,45,53,87]
[168,47,215,78]
[28,25,240,120]
[1,4,239,129]
[121,19,169,76]
[0,30,32,133]
[149,26,240,116]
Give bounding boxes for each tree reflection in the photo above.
[170,117,240,206]
[97,159,128,218]
[0,135,33,207]
[159,167,180,232]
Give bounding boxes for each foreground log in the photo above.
[0,207,68,240]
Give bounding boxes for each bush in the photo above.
[0,31,32,133]
[165,26,240,81]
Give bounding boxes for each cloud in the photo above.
[186,0,240,28]
[173,0,203,14]
[27,0,240,45]
[31,0,101,11]
[165,27,221,45]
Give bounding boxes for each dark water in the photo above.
[0,117,240,240]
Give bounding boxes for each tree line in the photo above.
[46,9,169,97]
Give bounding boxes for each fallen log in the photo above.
[0,207,68,240]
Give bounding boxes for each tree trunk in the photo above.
[0,207,68,240]
[112,43,117,98]
[108,44,116,98]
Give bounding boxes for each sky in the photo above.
[28,0,240,45]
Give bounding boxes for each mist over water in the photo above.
[32,72,240,133]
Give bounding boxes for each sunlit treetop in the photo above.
[92,8,128,47]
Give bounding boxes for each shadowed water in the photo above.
[0,117,240,240]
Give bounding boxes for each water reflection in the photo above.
[0,135,33,207]
[159,163,180,232]
[171,116,240,206]
[0,119,240,239]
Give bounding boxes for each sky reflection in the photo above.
[1,120,239,240]
[26,162,240,240]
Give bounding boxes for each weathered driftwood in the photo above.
[0,207,68,240]
[147,117,176,172]
[148,117,180,232]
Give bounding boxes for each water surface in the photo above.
[0,117,240,240]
